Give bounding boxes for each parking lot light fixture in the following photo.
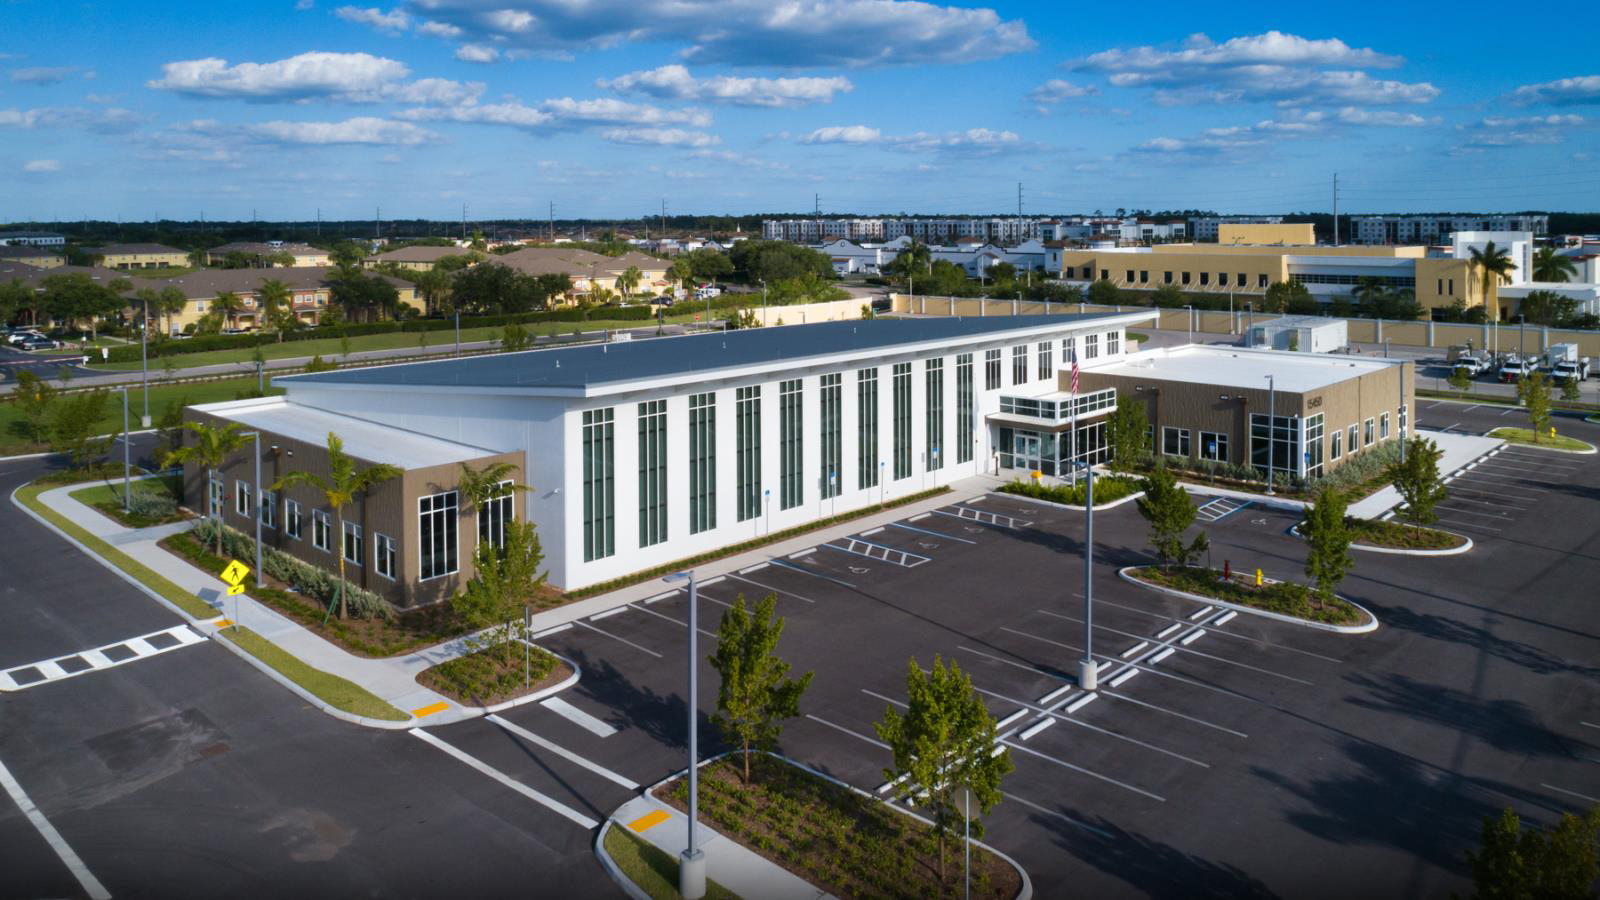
[121,387,131,513]
[663,570,706,900]
[1078,460,1098,691]
[241,430,263,588]
[1264,375,1276,496]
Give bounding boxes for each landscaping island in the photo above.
[659,754,1022,900]
[417,644,571,707]
[998,475,1141,507]
[601,825,741,900]
[1302,516,1468,553]
[1487,427,1596,453]
[1127,565,1371,628]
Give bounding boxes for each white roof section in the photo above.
[192,396,500,469]
[1088,344,1398,394]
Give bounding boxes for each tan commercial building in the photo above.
[92,243,188,270]
[182,397,523,609]
[0,245,65,268]
[1218,223,1316,245]
[1066,344,1412,480]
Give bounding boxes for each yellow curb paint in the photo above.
[213,619,233,628]
[627,810,670,833]
[411,701,449,718]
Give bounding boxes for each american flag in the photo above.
[1069,349,1080,394]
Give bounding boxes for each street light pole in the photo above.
[455,309,461,356]
[1184,305,1194,343]
[1078,461,1097,691]
[140,296,151,427]
[1264,375,1276,495]
[121,387,131,513]
[242,430,264,588]
[1519,314,1526,361]
[664,570,705,900]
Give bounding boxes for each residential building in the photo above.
[91,243,188,270]
[0,231,66,248]
[363,245,474,271]
[1351,214,1548,245]
[765,217,1042,245]
[1189,216,1284,242]
[205,242,332,267]
[0,245,66,268]
[187,313,1154,596]
[133,267,419,334]
[492,247,672,300]
[0,261,128,325]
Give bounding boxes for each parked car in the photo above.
[19,336,60,351]
[1552,358,1591,382]
[6,329,44,346]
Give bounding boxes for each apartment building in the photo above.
[0,231,66,248]
[92,243,188,270]
[764,218,1042,245]
[0,245,66,268]
[1351,215,1548,245]
[1189,216,1285,242]
[135,267,419,334]
[205,242,332,267]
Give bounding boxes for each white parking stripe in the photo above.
[1543,783,1600,805]
[627,601,718,640]
[1001,739,1166,802]
[0,756,110,899]
[1100,690,1248,738]
[966,685,1208,768]
[723,572,820,603]
[540,697,618,738]
[1039,606,1339,664]
[409,729,599,829]
[486,714,639,789]
[1001,791,1114,839]
[805,713,891,750]
[572,620,663,658]
[1005,622,1313,686]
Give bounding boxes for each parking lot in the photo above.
[405,412,1600,897]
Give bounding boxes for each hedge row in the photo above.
[107,305,655,362]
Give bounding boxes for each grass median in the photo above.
[1129,565,1367,627]
[219,626,409,721]
[1488,427,1595,453]
[602,823,741,900]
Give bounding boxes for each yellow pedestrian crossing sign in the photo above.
[227,583,247,596]
[219,559,251,587]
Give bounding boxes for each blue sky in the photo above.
[3,0,1598,222]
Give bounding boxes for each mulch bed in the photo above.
[1131,565,1367,627]
[417,644,571,707]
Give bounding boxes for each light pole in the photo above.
[121,386,131,513]
[454,309,461,356]
[1264,375,1276,496]
[1519,314,1526,361]
[139,295,151,427]
[760,278,767,323]
[1077,460,1097,691]
[256,359,265,395]
[1184,305,1194,344]
[663,570,705,900]
[241,430,264,588]
[1245,302,1254,345]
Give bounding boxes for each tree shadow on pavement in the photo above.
[1373,604,1600,678]
[1342,670,1578,759]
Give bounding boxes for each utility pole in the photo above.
[316,207,321,237]
[549,201,554,241]
[1017,181,1023,246]
[1331,172,1339,247]
[462,203,467,240]
[660,198,667,239]
[375,206,381,240]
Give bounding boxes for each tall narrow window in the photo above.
[235,480,250,517]
[956,353,974,464]
[1107,331,1121,356]
[479,480,514,549]
[820,373,842,499]
[1011,346,1027,385]
[342,520,363,566]
[582,408,615,561]
[735,387,761,522]
[1062,336,1076,364]
[858,368,879,489]
[638,400,667,546]
[780,379,803,509]
[312,510,331,552]
[893,362,912,479]
[689,393,716,534]
[284,498,302,540]
[374,533,396,579]
[984,349,1001,390]
[1084,334,1100,359]
[419,491,459,578]
[925,359,944,471]
[1037,342,1053,381]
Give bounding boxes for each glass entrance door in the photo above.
[1013,432,1042,473]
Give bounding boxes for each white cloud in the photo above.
[1509,75,1600,107]
[454,44,500,63]
[1028,79,1096,105]
[385,77,484,105]
[541,97,711,126]
[22,159,60,172]
[147,51,410,100]
[1481,114,1585,128]
[402,0,1032,68]
[598,64,852,107]
[418,21,463,38]
[10,66,83,85]
[400,101,551,128]
[296,0,314,8]
[1077,31,1435,107]
[600,127,720,147]
[0,106,142,132]
[1455,112,1589,152]
[245,116,437,145]
[799,124,882,144]
[335,6,410,31]
[687,149,789,170]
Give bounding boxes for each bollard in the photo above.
[1255,568,1263,587]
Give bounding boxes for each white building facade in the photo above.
[1352,214,1549,245]
[277,314,1153,590]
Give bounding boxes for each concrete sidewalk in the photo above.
[30,472,994,729]
[1347,429,1502,519]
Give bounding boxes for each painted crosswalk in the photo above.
[1195,497,1249,522]
[0,624,207,691]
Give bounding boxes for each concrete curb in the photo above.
[592,820,655,900]
[1287,522,1474,557]
[638,750,1032,900]
[440,647,583,717]
[1486,430,1598,455]
[1176,480,1309,512]
[993,487,1145,513]
[1118,565,1378,635]
[207,630,419,730]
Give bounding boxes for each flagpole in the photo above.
[1068,345,1078,486]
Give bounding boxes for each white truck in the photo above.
[1542,343,1590,381]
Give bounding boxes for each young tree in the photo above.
[163,420,251,555]
[617,265,642,298]
[1150,283,1185,308]
[1086,279,1120,306]
[709,593,814,784]
[1386,436,1448,531]
[1562,376,1583,404]
[1136,464,1208,569]
[1106,395,1148,471]
[500,321,532,352]
[1518,371,1552,443]
[1468,806,1600,900]
[875,656,1013,883]
[1301,488,1353,604]
[453,519,545,663]
[1448,366,1474,395]
[11,369,57,444]
[49,388,113,471]
[272,432,402,621]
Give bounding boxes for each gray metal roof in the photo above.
[279,313,1143,394]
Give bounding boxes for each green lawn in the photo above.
[15,478,219,620]
[88,316,700,372]
[68,474,186,528]
[1488,427,1596,453]
[220,627,409,721]
[0,375,282,457]
[603,821,742,900]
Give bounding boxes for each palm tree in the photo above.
[212,291,246,332]
[259,279,291,341]
[163,421,251,556]
[413,267,450,316]
[458,461,530,547]
[272,432,401,622]
[1533,246,1577,283]
[159,286,188,337]
[1468,241,1516,323]
[134,287,161,335]
[617,265,641,298]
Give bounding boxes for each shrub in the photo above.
[192,520,392,619]
[127,487,178,520]
[997,475,1140,505]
